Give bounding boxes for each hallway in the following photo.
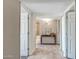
[28,45,66,59]
[28,36,66,59]
[3,0,76,59]
[20,0,75,59]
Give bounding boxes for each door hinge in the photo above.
[28,32,29,35]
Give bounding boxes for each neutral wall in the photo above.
[51,20,57,34]
[29,14,36,55]
[57,20,60,44]
[38,20,57,35]
[3,0,20,59]
[61,14,67,57]
[35,19,61,44]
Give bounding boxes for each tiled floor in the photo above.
[27,36,67,59]
[28,45,66,59]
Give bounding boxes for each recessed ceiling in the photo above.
[22,0,75,18]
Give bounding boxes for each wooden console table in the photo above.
[41,34,56,45]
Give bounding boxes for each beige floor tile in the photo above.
[28,36,67,59]
[28,45,66,59]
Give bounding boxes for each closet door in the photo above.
[67,11,75,59]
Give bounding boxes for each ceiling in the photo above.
[22,0,74,3]
[21,0,75,18]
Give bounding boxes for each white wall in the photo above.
[51,20,57,34]
[3,0,20,59]
[38,20,57,35]
[60,19,62,50]
[28,14,36,55]
[57,20,60,44]
[61,15,67,57]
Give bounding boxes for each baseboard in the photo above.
[41,43,57,45]
[21,56,27,59]
[40,43,60,45]
[67,58,73,59]
[56,43,60,45]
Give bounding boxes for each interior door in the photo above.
[67,11,75,59]
[20,6,29,58]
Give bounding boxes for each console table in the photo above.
[41,34,56,45]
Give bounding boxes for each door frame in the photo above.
[20,3,30,59]
[65,10,76,59]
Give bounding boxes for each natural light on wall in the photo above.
[41,18,52,22]
[41,18,52,25]
[38,18,52,24]
[36,17,52,24]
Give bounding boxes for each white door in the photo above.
[67,12,75,59]
[20,6,29,57]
